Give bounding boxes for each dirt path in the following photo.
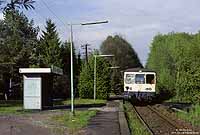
[0,111,67,135]
[0,117,52,135]
[0,116,52,135]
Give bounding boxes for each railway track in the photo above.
[132,103,192,135]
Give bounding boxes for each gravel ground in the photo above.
[0,99,124,135]
[154,104,200,134]
[135,106,176,135]
[0,111,67,135]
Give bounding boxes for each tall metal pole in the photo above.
[70,23,74,114]
[94,55,97,101]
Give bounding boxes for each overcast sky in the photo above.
[2,0,200,65]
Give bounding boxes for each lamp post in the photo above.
[93,54,114,101]
[69,20,108,114]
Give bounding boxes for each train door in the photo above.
[145,74,156,92]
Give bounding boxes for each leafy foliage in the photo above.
[1,10,38,64]
[100,35,142,70]
[2,0,35,11]
[0,10,38,99]
[39,19,62,67]
[100,35,142,94]
[147,32,200,103]
[78,54,111,99]
[60,41,80,97]
[0,5,82,100]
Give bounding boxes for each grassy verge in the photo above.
[51,110,97,134]
[0,100,98,134]
[124,101,150,135]
[0,100,23,115]
[0,100,22,106]
[0,100,38,115]
[0,98,106,115]
[54,98,106,106]
[176,104,200,126]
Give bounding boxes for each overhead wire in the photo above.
[40,0,67,27]
[31,2,65,38]
[37,0,87,54]
[36,0,68,41]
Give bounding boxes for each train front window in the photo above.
[135,74,145,84]
[146,74,155,84]
[125,74,135,84]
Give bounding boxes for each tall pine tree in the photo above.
[39,19,62,67]
[0,9,38,99]
[60,41,80,97]
[1,10,38,66]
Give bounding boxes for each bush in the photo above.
[78,55,111,99]
[147,32,200,103]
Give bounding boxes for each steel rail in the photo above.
[132,105,154,135]
[147,105,181,129]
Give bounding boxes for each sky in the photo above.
[2,0,200,65]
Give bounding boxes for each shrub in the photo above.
[78,55,111,99]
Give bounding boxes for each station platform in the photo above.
[0,97,130,135]
[77,98,130,135]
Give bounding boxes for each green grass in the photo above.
[0,100,22,107]
[0,99,106,115]
[51,110,97,133]
[0,106,23,115]
[124,102,150,135]
[0,100,37,115]
[0,100,24,115]
[54,98,106,106]
[176,104,200,126]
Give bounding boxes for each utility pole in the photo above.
[81,44,90,64]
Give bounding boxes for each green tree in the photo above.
[0,9,38,99]
[78,53,111,99]
[146,32,200,103]
[100,35,142,94]
[59,40,83,98]
[60,42,70,75]
[100,35,142,70]
[1,10,38,69]
[2,0,35,11]
[39,19,62,67]
[77,51,82,78]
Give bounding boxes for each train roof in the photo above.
[124,68,156,73]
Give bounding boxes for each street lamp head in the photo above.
[81,20,108,26]
[109,66,120,69]
[95,54,114,57]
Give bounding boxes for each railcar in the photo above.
[123,68,156,101]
